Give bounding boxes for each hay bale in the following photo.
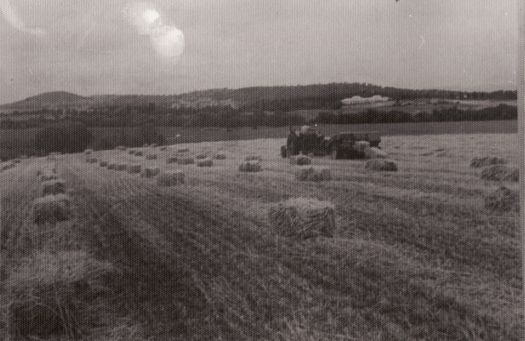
[5,251,113,339]
[177,148,189,153]
[115,146,126,151]
[145,154,157,160]
[86,157,98,164]
[127,164,142,174]
[32,194,72,224]
[268,198,336,239]
[107,163,117,170]
[214,152,227,160]
[353,140,371,153]
[481,165,519,182]
[141,167,160,178]
[84,149,93,155]
[245,155,262,161]
[99,160,108,167]
[295,167,332,181]
[289,155,312,165]
[157,170,185,186]
[195,153,208,160]
[116,163,127,171]
[470,156,507,168]
[177,157,194,165]
[134,150,144,156]
[365,159,398,172]
[196,158,213,167]
[239,161,262,172]
[166,156,178,164]
[364,147,388,159]
[484,186,519,212]
[41,179,66,196]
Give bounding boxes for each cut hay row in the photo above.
[157,170,185,186]
[178,158,194,165]
[1,162,16,172]
[166,156,178,164]
[289,155,312,165]
[268,197,336,239]
[195,153,208,160]
[480,165,518,182]
[470,156,507,168]
[127,164,142,174]
[365,159,398,172]
[484,186,519,213]
[214,152,227,160]
[177,148,189,153]
[146,154,157,160]
[295,166,332,181]
[196,158,213,167]
[238,160,262,172]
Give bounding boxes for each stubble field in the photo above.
[0,133,521,340]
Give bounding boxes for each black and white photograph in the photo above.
[0,1,522,340]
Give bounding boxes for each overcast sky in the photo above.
[0,0,518,104]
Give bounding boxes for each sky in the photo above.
[0,0,518,104]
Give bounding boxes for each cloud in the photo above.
[123,2,184,60]
[0,0,46,35]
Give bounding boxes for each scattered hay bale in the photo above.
[196,158,213,167]
[166,156,178,164]
[41,179,66,196]
[364,147,388,159]
[116,163,127,171]
[145,154,157,160]
[484,186,519,212]
[177,158,194,165]
[32,194,72,224]
[134,150,144,156]
[107,163,117,170]
[295,167,332,181]
[481,165,519,182]
[157,170,185,186]
[365,159,398,172]
[289,155,312,165]
[470,156,507,168]
[195,153,208,159]
[127,164,142,174]
[99,160,108,167]
[141,167,160,178]
[268,198,336,239]
[239,161,262,172]
[177,148,189,153]
[214,152,227,160]
[84,149,93,155]
[245,155,262,161]
[115,146,126,151]
[5,251,113,340]
[353,140,370,153]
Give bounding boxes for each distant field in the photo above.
[0,133,521,339]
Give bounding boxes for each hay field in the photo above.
[0,133,521,340]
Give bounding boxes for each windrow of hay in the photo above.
[239,160,262,172]
[32,194,72,224]
[41,179,66,196]
[268,197,336,239]
[166,156,178,164]
[141,167,160,178]
[4,251,114,340]
[127,164,142,174]
[177,157,194,165]
[484,186,519,213]
[365,159,398,172]
[195,153,208,160]
[2,162,16,171]
[159,146,168,151]
[134,150,144,156]
[289,155,312,165]
[364,147,388,159]
[157,170,185,186]
[470,156,507,168]
[214,152,227,160]
[196,158,213,167]
[295,167,332,181]
[177,148,189,153]
[480,165,519,182]
[146,154,157,160]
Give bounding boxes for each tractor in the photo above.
[281,126,381,160]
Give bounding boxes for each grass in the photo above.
[0,132,521,340]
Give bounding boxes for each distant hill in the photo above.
[0,83,517,113]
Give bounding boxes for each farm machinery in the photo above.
[280,125,382,160]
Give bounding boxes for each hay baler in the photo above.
[281,126,381,160]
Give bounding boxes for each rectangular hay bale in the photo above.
[32,194,72,224]
[295,167,332,181]
[141,167,160,178]
[41,179,66,196]
[157,170,185,186]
